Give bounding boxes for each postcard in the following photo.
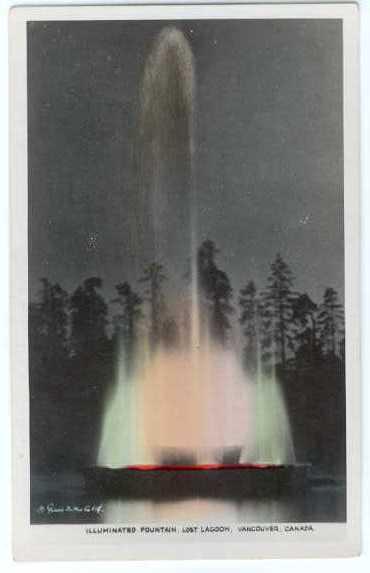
[10,2,360,560]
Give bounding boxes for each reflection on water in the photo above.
[103,488,345,524]
[104,498,240,523]
[31,472,345,524]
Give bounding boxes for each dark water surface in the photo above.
[31,471,346,525]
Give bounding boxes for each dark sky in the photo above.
[28,19,343,306]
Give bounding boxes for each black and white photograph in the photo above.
[9,2,360,561]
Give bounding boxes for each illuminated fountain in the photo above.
[93,27,298,494]
[97,335,153,467]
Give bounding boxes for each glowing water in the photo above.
[97,336,155,466]
[239,321,296,465]
[97,342,137,467]
[138,27,195,297]
[254,374,296,464]
[97,26,296,469]
[98,340,253,467]
[142,344,252,462]
[239,370,296,465]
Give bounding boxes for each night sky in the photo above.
[28,19,343,307]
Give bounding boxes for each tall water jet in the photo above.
[138,27,199,345]
[98,27,200,468]
[96,26,296,474]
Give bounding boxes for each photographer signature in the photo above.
[37,502,104,515]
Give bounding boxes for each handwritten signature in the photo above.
[37,503,104,515]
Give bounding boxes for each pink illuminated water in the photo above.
[97,27,295,470]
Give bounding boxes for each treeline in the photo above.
[239,254,345,374]
[29,240,345,369]
[29,239,346,477]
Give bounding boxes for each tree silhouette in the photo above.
[197,239,233,344]
[293,293,320,365]
[112,281,143,361]
[28,279,70,470]
[263,254,296,371]
[239,280,260,372]
[70,277,108,358]
[139,262,167,347]
[161,316,180,349]
[29,278,69,387]
[318,287,344,357]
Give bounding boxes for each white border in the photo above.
[9,2,360,561]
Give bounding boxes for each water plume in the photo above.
[142,344,252,462]
[139,28,195,288]
[97,26,296,470]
